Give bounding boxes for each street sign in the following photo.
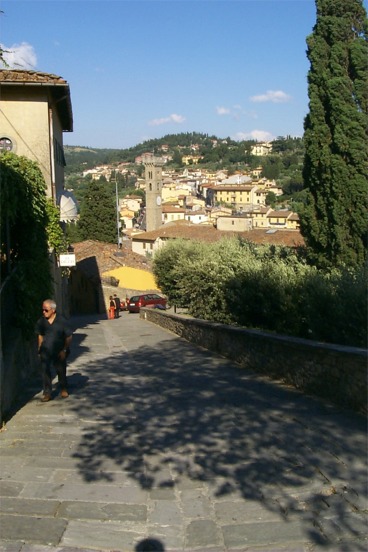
[59,254,76,267]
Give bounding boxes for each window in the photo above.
[54,138,66,166]
[0,137,13,152]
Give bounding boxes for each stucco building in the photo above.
[0,70,73,207]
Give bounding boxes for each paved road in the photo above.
[0,312,367,552]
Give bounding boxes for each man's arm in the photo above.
[37,335,44,353]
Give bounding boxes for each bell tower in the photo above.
[145,156,164,232]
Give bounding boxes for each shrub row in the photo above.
[153,237,367,348]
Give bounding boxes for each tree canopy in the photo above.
[300,0,368,268]
[78,179,118,243]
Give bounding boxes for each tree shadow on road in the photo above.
[67,321,367,551]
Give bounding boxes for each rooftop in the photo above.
[0,69,73,131]
[132,222,305,248]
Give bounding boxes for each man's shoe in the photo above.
[41,393,51,402]
[60,389,69,398]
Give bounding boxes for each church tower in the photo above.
[144,156,164,232]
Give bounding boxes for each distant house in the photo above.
[184,210,209,225]
[122,195,142,213]
[212,184,259,210]
[182,155,202,165]
[251,207,272,228]
[162,205,186,224]
[250,142,273,156]
[135,152,155,164]
[268,209,299,230]
[216,215,252,232]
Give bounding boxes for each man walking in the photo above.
[113,293,121,318]
[35,299,73,402]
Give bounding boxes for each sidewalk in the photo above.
[0,312,367,552]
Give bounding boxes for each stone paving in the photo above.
[0,312,367,552]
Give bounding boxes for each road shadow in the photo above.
[66,326,367,551]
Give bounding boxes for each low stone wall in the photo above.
[140,309,368,414]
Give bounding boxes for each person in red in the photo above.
[35,299,73,402]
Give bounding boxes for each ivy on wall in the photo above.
[0,152,54,337]
[45,198,68,255]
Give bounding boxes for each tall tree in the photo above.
[78,180,117,243]
[300,0,368,267]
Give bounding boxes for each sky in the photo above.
[0,0,362,150]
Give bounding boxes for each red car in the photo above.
[127,293,168,313]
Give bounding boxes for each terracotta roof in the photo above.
[72,240,151,281]
[132,222,305,248]
[268,210,292,218]
[0,69,68,84]
[0,69,73,131]
[162,205,186,213]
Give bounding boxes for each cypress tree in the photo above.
[301,0,368,267]
[78,179,117,243]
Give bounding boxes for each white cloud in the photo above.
[250,90,291,103]
[149,113,186,126]
[233,130,275,142]
[216,106,231,115]
[0,42,37,69]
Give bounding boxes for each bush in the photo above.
[152,237,367,347]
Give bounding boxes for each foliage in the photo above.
[45,199,68,254]
[301,0,368,268]
[0,152,52,336]
[152,238,366,347]
[65,221,82,243]
[78,179,117,243]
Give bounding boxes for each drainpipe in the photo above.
[48,107,56,201]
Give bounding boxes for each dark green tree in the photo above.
[78,179,117,243]
[301,0,368,267]
[265,191,277,208]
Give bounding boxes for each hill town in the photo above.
[66,140,304,255]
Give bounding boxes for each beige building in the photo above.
[212,184,260,209]
[182,155,202,165]
[216,216,252,232]
[268,210,300,230]
[162,182,191,203]
[250,142,273,156]
[251,207,272,228]
[0,69,75,317]
[0,70,73,203]
[162,205,186,224]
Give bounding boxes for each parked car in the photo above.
[127,293,168,313]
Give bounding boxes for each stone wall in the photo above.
[140,308,367,414]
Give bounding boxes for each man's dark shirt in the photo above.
[35,314,73,358]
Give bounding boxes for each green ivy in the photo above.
[1,152,53,337]
[46,198,68,255]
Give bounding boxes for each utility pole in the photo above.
[115,172,120,251]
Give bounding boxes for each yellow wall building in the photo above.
[0,70,73,202]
